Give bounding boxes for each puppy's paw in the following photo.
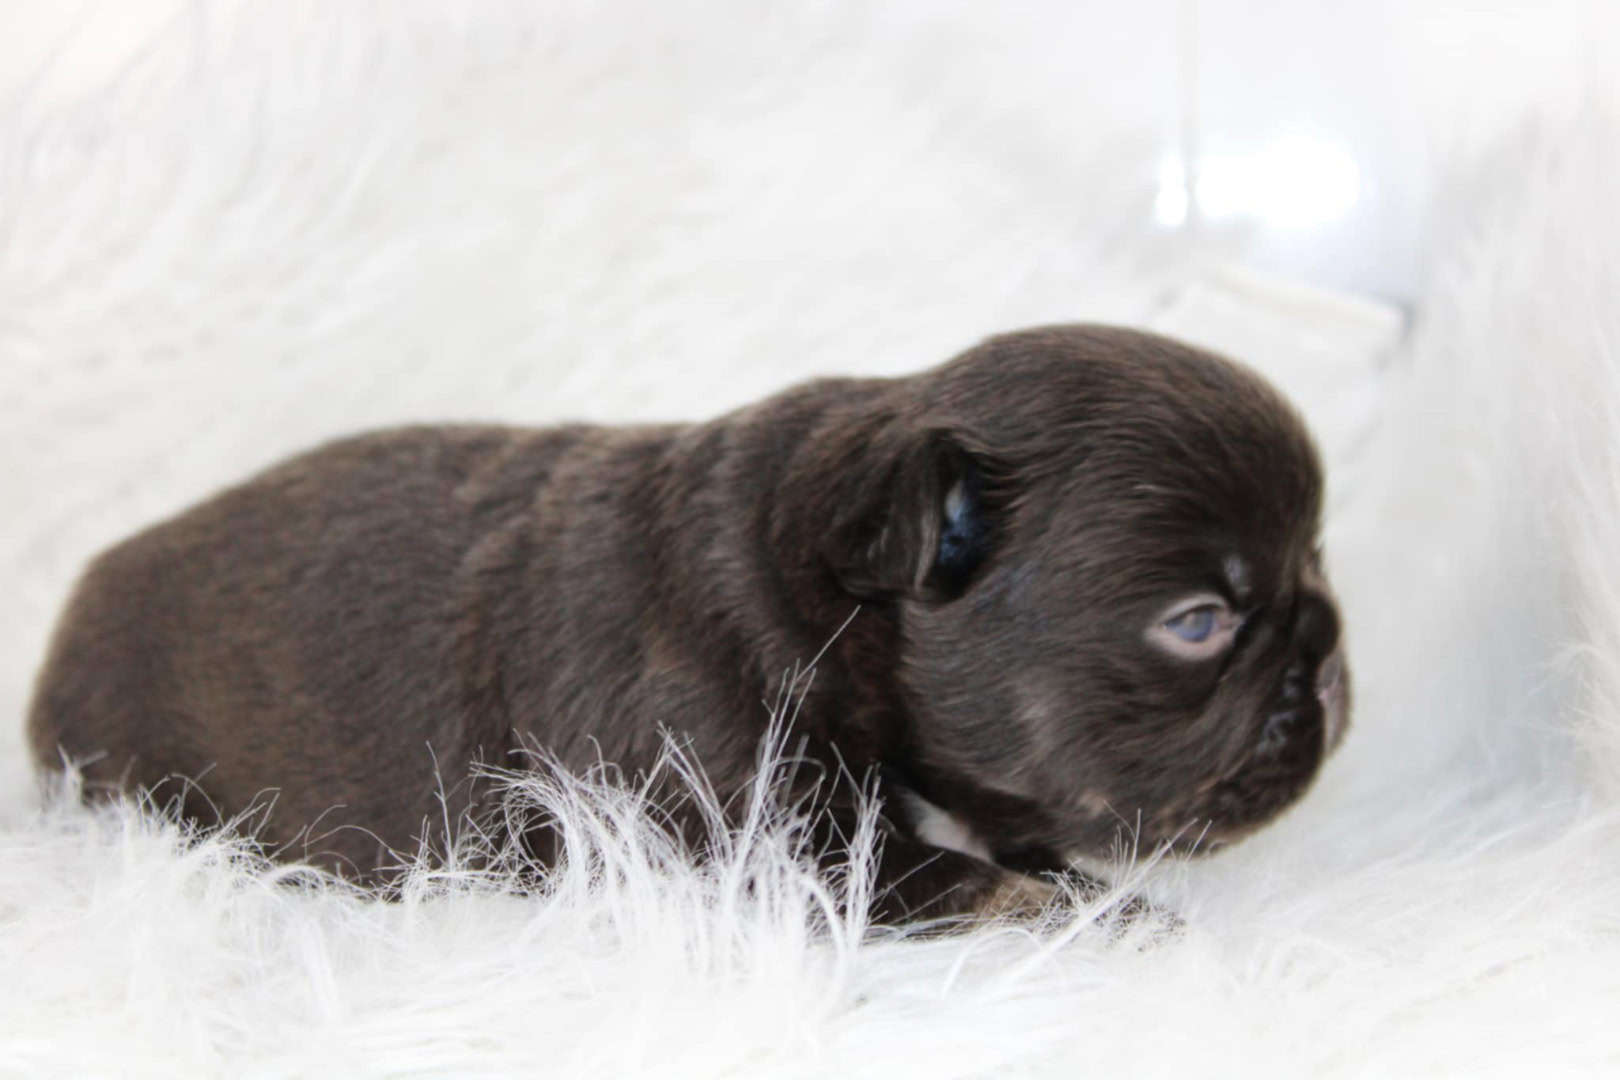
[974,871,1061,920]
[976,869,1183,937]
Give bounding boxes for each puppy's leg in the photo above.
[819,805,1167,927]
[874,835,1068,924]
[813,809,1053,925]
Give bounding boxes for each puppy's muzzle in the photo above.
[1257,647,1347,760]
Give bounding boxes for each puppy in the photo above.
[28,325,1348,921]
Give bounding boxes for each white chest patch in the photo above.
[897,789,994,863]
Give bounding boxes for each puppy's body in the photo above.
[29,326,1348,919]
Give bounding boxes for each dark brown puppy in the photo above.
[29,325,1348,920]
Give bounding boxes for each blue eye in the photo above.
[1149,595,1240,659]
[1165,605,1219,643]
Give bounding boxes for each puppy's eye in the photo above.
[1147,595,1240,660]
[1165,605,1220,643]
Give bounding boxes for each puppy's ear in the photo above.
[826,433,994,600]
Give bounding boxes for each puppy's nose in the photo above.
[1291,593,1340,663]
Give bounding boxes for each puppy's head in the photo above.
[814,325,1348,861]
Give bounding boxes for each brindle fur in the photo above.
[28,325,1347,922]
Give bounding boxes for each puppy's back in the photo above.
[27,424,581,874]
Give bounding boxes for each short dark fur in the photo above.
[29,325,1348,920]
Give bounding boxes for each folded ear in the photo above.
[823,431,995,601]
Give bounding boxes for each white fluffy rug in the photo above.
[5,4,1620,1076]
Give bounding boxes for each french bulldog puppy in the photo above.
[29,325,1348,921]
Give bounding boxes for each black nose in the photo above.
[1292,593,1340,664]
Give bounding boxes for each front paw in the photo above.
[974,870,1061,920]
[975,868,1179,930]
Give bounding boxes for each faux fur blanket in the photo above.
[5,4,1620,1076]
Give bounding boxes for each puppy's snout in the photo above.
[1264,647,1345,759]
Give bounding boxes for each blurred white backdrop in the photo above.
[4,0,1605,303]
